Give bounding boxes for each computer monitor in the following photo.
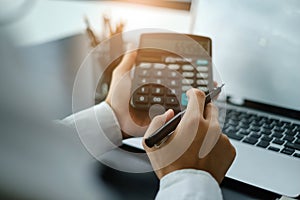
[192,0,300,112]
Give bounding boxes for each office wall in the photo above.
[1,1,191,46]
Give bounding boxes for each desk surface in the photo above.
[13,34,279,200]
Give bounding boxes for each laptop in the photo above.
[124,0,300,197]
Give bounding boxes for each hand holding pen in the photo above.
[142,84,236,183]
[145,84,225,148]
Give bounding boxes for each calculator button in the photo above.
[167,80,179,87]
[137,86,149,94]
[154,63,166,69]
[135,95,148,104]
[197,80,209,85]
[154,70,164,77]
[182,79,194,85]
[196,73,209,79]
[181,93,188,106]
[197,66,208,72]
[151,96,164,104]
[141,78,149,84]
[167,88,180,96]
[139,69,150,77]
[182,64,194,71]
[182,72,195,78]
[168,64,180,70]
[182,85,192,91]
[155,79,163,84]
[168,71,179,78]
[198,86,209,93]
[196,59,209,66]
[166,96,178,105]
[139,62,151,68]
[152,87,164,95]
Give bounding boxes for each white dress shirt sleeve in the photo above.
[59,101,122,158]
[156,169,223,200]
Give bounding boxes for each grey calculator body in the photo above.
[130,33,213,112]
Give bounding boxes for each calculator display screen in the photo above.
[140,38,210,56]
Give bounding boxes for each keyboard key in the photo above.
[272,138,284,145]
[272,132,283,139]
[251,126,261,132]
[257,141,269,148]
[293,153,300,158]
[260,129,272,135]
[284,142,300,151]
[243,137,258,145]
[250,132,261,139]
[262,124,274,130]
[281,148,295,155]
[239,130,250,136]
[284,124,294,131]
[150,96,164,104]
[295,139,300,144]
[182,64,194,71]
[225,132,244,141]
[268,146,280,152]
[273,127,285,133]
[261,136,273,142]
[228,119,239,126]
[283,135,295,142]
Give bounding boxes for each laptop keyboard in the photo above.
[222,108,300,158]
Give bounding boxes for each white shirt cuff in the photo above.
[61,102,122,158]
[156,169,223,200]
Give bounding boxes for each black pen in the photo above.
[145,84,225,148]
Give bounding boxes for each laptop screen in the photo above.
[192,0,300,111]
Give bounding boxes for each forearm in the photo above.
[156,169,223,200]
[58,102,123,158]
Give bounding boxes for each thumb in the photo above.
[144,109,174,138]
[115,47,137,75]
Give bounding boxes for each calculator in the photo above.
[130,33,213,113]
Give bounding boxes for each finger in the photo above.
[143,109,174,138]
[116,50,137,74]
[213,81,218,87]
[204,103,219,121]
[185,88,206,117]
